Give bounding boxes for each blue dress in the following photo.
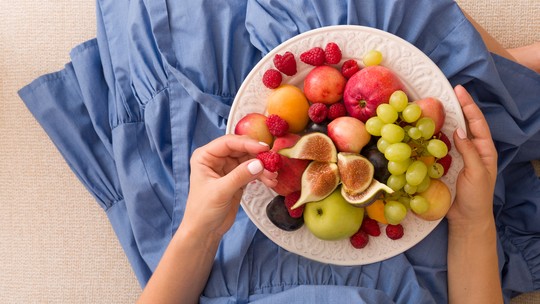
[19,0,540,302]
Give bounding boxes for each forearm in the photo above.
[447,218,503,304]
[137,224,221,304]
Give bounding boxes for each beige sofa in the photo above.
[1,0,538,302]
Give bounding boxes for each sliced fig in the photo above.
[337,152,374,196]
[342,179,394,207]
[278,132,337,163]
[291,161,340,209]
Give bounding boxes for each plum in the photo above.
[266,195,304,231]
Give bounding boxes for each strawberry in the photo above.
[257,151,283,172]
[284,191,304,218]
[350,229,369,249]
[262,69,282,89]
[341,59,360,79]
[327,102,347,120]
[273,51,297,76]
[300,47,325,66]
[386,224,404,240]
[324,42,342,64]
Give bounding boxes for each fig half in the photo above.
[341,179,394,207]
[337,152,374,196]
[291,161,340,209]
[278,132,337,163]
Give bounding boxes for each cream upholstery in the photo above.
[0,0,538,302]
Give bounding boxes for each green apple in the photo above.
[303,187,365,240]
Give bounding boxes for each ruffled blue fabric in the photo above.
[18,0,540,302]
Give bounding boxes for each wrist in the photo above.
[174,221,223,254]
[448,216,497,241]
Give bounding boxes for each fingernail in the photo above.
[248,160,264,175]
[456,127,467,139]
[258,141,269,147]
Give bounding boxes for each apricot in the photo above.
[366,199,388,224]
[267,84,310,133]
[415,179,451,221]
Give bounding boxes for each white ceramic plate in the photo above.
[226,25,465,265]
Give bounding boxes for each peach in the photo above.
[303,66,346,105]
[415,179,451,221]
[327,116,371,153]
[414,97,446,134]
[270,133,310,196]
[234,113,273,146]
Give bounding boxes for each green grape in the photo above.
[363,50,383,67]
[381,123,405,143]
[365,116,385,136]
[398,195,411,210]
[428,163,444,179]
[388,159,411,175]
[377,104,398,124]
[407,127,422,140]
[405,160,428,186]
[410,195,430,214]
[402,104,422,123]
[377,137,391,153]
[427,139,448,158]
[389,90,409,112]
[416,117,436,139]
[384,143,412,162]
[416,175,431,193]
[402,125,412,143]
[384,200,408,225]
[387,174,406,191]
[403,183,418,195]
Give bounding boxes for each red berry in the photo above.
[308,103,328,123]
[273,51,297,76]
[324,42,342,64]
[341,59,360,79]
[327,103,347,120]
[386,224,404,240]
[265,114,289,137]
[350,230,369,249]
[300,47,325,66]
[257,151,283,173]
[361,218,381,236]
[436,132,452,151]
[437,154,453,176]
[284,191,304,218]
[262,69,282,89]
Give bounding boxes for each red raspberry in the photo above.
[262,69,282,89]
[436,132,452,151]
[265,114,289,137]
[350,229,369,249]
[257,151,283,173]
[284,191,304,218]
[300,47,325,66]
[341,59,360,79]
[273,51,297,76]
[361,217,381,236]
[327,103,347,120]
[437,154,453,176]
[324,42,342,64]
[308,103,328,123]
[386,224,404,240]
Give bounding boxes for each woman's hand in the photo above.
[446,85,498,228]
[181,134,278,240]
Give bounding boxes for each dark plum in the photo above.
[266,195,304,231]
[304,121,328,134]
[362,148,390,183]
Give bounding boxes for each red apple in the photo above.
[327,116,371,153]
[414,97,446,134]
[343,66,405,122]
[271,133,310,196]
[234,113,273,146]
[303,66,346,105]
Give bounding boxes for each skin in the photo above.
[137,135,277,304]
[446,85,502,304]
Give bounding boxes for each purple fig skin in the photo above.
[343,66,405,122]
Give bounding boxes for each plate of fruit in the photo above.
[226,25,465,265]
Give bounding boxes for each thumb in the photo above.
[453,127,482,171]
[218,159,264,196]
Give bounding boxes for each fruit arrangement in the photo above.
[234,41,454,250]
